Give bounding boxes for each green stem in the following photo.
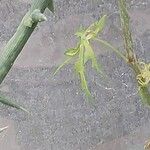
[118,0,150,105]
[139,85,150,106]
[118,0,136,62]
[95,38,127,62]
[0,0,53,84]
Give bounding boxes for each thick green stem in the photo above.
[118,0,150,105]
[118,0,136,63]
[0,0,53,84]
[139,85,150,106]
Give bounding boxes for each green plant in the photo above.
[118,0,150,104]
[0,0,149,132]
[54,15,107,100]
[0,95,29,113]
[54,15,126,99]
[54,0,150,104]
[0,0,54,131]
[0,0,54,111]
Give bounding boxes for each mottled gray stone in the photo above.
[0,0,150,150]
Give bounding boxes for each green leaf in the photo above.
[83,40,100,72]
[0,126,8,133]
[54,15,108,102]
[47,0,54,13]
[0,95,29,113]
[80,72,91,97]
[95,15,107,33]
[75,15,106,40]
[74,45,92,99]
[65,47,79,56]
[85,15,107,40]
[74,61,91,98]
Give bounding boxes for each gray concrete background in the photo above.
[0,0,150,150]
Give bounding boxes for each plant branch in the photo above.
[118,0,150,105]
[0,0,53,110]
[0,0,53,84]
[95,38,127,62]
[118,0,136,63]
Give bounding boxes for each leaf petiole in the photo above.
[95,38,127,62]
[53,57,72,76]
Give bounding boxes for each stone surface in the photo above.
[0,117,20,150]
[0,0,150,150]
